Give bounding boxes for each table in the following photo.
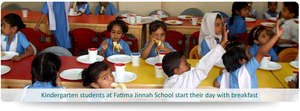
[1,56,287,89]
[270,63,298,88]
[1,10,144,49]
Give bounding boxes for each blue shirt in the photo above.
[98,38,131,57]
[249,44,278,61]
[141,41,176,58]
[76,3,91,14]
[2,31,30,54]
[225,15,247,37]
[25,81,63,89]
[263,10,279,19]
[217,57,260,88]
[95,3,117,15]
[200,39,219,56]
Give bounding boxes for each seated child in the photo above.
[225,2,249,37]
[162,24,229,89]
[141,20,176,59]
[214,21,283,89]
[1,13,34,61]
[25,52,63,89]
[95,2,117,15]
[198,12,224,56]
[98,17,131,57]
[247,2,258,18]
[73,2,91,14]
[248,26,278,61]
[263,2,279,20]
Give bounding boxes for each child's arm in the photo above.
[98,40,109,56]
[255,20,284,62]
[34,14,47,31]
[141,40,155,59]
[158,42,173,53]
[11,46,34,61]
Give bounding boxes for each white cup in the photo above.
[136,16,142,24]
[153,14,160,20]
[154,63,165,78]
[22,9,28,18]
[260,55,271,67]
[129,16,136,24]
[88,48,98,62]
[158,52,167,63]
[131,52,140,66]
[115,63,126,81]
[192,17,198,25]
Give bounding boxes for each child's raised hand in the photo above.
[101,40,109,51]
[220,23,229,48]
[275,20,284,37]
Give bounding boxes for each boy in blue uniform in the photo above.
[95,2,117,15]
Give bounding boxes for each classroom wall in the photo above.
[1,2,283,19]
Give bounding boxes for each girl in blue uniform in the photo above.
[95,2,117,15]
[74,2,91,14]
[1,13,34,61]
[35,2,72,49]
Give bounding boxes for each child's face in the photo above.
[1,20,16,36]
[175,56,191,74]
[269,3,277,13]
[100,2,107,6]
[92,68,115,88]
[215,18,223,35]
[237,7,250,17]
[150,27,166,41]
[255,30,271,45]
[110,25,123,42]
[281,6,295,19]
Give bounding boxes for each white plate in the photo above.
[107,54,131,64]
[285,76,293,83]
[261,22,275,27]
[278,43,297,47]
[178,15,193,20]
[1,65,11,75]
[60,68,83,80]
[165,20,183,25]
[214,60,225,68]
[259,61,282,70]
[76,55,104,64]
[268,17,277,21]
[289,61,298,69]
[1,51,19,60]
[145,57,159,65]
[68,12,81,16]
[245,17,256,22]
[112,71,137,83]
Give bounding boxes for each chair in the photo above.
[211,11,229,18]
[230,33,250,45]
[180,8,204,17]
[189,46,201,59]
[29,42,37,55]
[69,28,101,56]
[40,46,73,56]
[148,10,169,16]
[20,28,56,52]
[278,48,298,62]
[165,30,186,52]
[189,31,200,54]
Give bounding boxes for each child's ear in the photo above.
[90,82,100,88]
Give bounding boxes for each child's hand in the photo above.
[101,40,109,51]
[275,20,284,37]
[56,73,62,87]
[220,23,229,48]
[11,55,22,61]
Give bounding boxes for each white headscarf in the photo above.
[198,13,223,55]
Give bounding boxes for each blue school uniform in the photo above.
[1,31,30,54]
[217,57,260,88]
[95,3,117,15]
[249,44,278,61]
[263,10,279,19]
[98,38,131,57]
[77,3,91,14]
[25,81,63,89]
[200,39,219,56]
[41,2,72,49]
[141,41,176,58]
[225,15,247,37]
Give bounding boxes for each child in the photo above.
[247,2,258,18]
[98,17,131,57]
[198,13,224,56]
[248,26,278,61]
[162,24,229,89]
[95,2,117,15]
[225,2,249,37]
[141,20,176,59]
[35,2,72,49]
[72,2,91,14]
[214,21,283,89]
[25,52,62,89]
[1,13,34,61]
[82,62,115,88]
[263,2,279,20]
[277,2,298,44]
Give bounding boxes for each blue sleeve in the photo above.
[120,40,131,55]
[19,33,30,49]
[248,46,256,57]
[140,42,149,53]
[263,13,267,19]
[269,48,278,61]
[239,20,247,33]
[41,2,49,15]
[95,4,100,15]
[253,10,258,18]
[165,42,176,52]
[217,75,223,84]
[85,4,91,14]
[201,40,210,56]
[109,3,117,15]
[245,57,260,76]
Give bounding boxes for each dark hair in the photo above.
[107,16,128,34]
[268,2,278,7]
[149,20,167,34]
[222,43,249,72]
[283,2,299,18]
[216,13,222,19]
[229,2,249,25]
[162,52,184,77]
[225,41,245,51]
[3,13,26,31]
[31,52,61,87]
[82,62,110,87]
[248,26,275,45]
